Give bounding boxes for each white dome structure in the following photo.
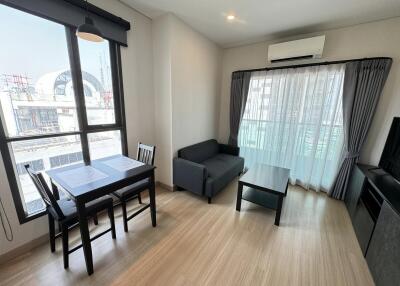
[35,70,104,102]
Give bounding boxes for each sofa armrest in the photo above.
[173,158,207,195]
[219,143,240,156]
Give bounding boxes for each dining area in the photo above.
[0,0,162,277]
[24,144,157,275]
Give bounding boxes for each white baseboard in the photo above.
[0,234,49,265]
[156,181,174,191]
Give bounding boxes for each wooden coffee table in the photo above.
[236,164,290,226]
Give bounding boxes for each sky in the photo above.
[0,4,111,88]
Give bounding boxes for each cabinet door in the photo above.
[366,202,400,286]
[353,200,375,255]
[345,165,366,219]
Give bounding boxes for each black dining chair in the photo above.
[25,165,116,269]
[113,142,156,232]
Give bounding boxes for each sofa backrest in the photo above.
[178,139,219,163]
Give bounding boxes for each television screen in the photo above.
[379,117,400,182]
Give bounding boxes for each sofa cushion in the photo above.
[178,139,219,163]
[202,154,241,178]
[202,154,244,197]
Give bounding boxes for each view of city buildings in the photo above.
[0,65,122,213]
[0,9,122,214]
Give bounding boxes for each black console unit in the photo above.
[345,164,400,286]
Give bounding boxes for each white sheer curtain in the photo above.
[238,64,345,192]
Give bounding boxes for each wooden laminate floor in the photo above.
[0,180,374,286]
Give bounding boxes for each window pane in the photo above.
[78,39,115,125]
[0,5,79,137]
[10,135,82,215]
[88,130,122,160]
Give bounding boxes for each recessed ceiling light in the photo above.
[227,15,235,21]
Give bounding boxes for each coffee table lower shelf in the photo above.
[236,164,289,226]
[242,187,279,210]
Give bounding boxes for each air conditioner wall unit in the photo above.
[267,35,325,63]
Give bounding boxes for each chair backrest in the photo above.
[137,142,156,165]
[25,165,64,220]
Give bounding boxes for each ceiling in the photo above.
[121,0,400,48]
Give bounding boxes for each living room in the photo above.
[0,0,399,285]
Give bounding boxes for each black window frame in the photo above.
[0,14,128,224]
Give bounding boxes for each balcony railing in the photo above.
[239,118,343,161]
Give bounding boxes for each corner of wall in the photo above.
[152,13,223,186]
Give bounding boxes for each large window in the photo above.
[0,4,127,222]
[238,65,345,192]
[88,130,122,160]
[78,39,116,125]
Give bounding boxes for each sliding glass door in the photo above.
[239,64,345,192]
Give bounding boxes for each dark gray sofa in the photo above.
[173,139,244,203]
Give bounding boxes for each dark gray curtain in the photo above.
[228,71,251,146]
[329,59,392,200]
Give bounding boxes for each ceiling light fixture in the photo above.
[76,0,104,42]
[227,15,235,21]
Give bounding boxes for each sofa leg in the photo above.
[208,197,212,204]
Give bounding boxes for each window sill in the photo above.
[20,210,46,224]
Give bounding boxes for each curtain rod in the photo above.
[1,0,131,30]
[234,57,392,74]
[63,0,130,30]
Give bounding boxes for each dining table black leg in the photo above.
[149,171,156,227]
[275,195,284,226]
[76,200,94,275]
[236,183,243,211]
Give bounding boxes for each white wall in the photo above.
[153,14,173,186]
[153,14,222,186]
[0,0,155,256]
[170,16,221,155]
[218,17,400,166]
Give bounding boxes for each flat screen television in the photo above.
[379,117,400,182]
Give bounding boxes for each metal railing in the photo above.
[239,118,343,160]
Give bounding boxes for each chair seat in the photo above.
[56,195,114,222]
[113,178,150,200]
